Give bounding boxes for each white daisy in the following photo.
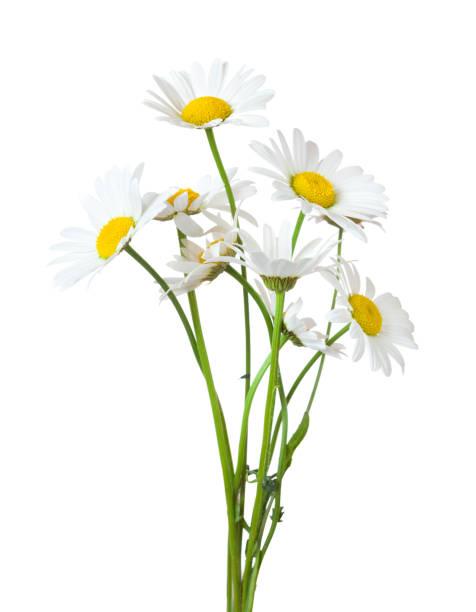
[322,261,417,376]
[214,221,336,292]
[143,168,257,237]
[161,217,239,298]
[51,165,170,289]
[255,281,345,358]
[144,59,274,129]
[250,129,388,241]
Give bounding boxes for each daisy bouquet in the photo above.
[52,60,417,611]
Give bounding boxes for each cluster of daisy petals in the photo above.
[52,59,417,376]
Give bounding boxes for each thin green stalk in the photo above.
[225,266,273,338]
[291,211,305,252]
[205,128,237,217]
[187,291,241,609]
[234,336,287,494]
[305,228,343,414]
[124,245,201,368]
[259,377,288,567]
[242,292,285,603]
[268,324,351,468]
[205,127,252,398]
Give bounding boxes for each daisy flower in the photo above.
[250,129,388,241]
[215,221,336,292]
[255,281,345,358]
[161,217,239,298]
[322,261,417,376]
[144,59,274,129]
[51,165,170,289]
[143,168,257,237]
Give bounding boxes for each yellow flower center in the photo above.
[182,96,232,126]
[348,294,382,336]
[96,216,135,259]
[198,238,224,263]
[292,172,335,208]
[168,187,200,211]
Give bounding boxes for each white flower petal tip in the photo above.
[145,60,273,130]
[51,164,167,290]
[322,259,417,376]
[250,129,388,240]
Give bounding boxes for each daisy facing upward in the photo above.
[144,59,274,129]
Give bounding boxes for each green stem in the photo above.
[225,267,273,338]
[305,228,343,414]
[286,323,350,404]
[268,324,351,467]
[243,292,285,604]
[205,128,252,399]
[187,291,241,609]
[124,245,201,368]
[234,336,287,494]
[291,211,305,253]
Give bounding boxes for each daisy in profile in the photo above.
[161,217,238,298]
[322,261,417,375]
[143,168,257,237]
[144,59,274,129]
[51,165,170,289]
[215,221,336,292]
[255,281,345,358]
[250,129,388,241]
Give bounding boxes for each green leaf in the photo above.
[285,413,310,470]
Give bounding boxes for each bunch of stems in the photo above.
[125,128,348,612]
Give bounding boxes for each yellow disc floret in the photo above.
[168,188,200,210]
[182,96,232,126]
[292,172,335,208]
[96,216,135,259]
[348,294,383,336]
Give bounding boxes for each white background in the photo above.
[1,1,475,610]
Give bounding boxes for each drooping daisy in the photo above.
[161,217,239,298]
[322,261,417,376]
[143,168,257,237]
[144,59,274,129]
[250,129,388,241]
[255,281,345,358]
[214,221,336,292]
[51,165,171,289]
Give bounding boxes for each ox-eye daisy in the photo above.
[214,221,335,292]
[250,129,388,241]
[255,281,345,358]
[51,165,170,289]
[322,261,417,376]
[145,60,274,129]
[143,168,257,237]
[161,217,238,298]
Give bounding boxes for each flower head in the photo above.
[250,129,388,241]
[51,165,170,289]
[143,168,256,237]
[322,261,417,375]
[161,217,239,298]
[145,60,274,129]
[215,221,335,292]
[256,281,345,358]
